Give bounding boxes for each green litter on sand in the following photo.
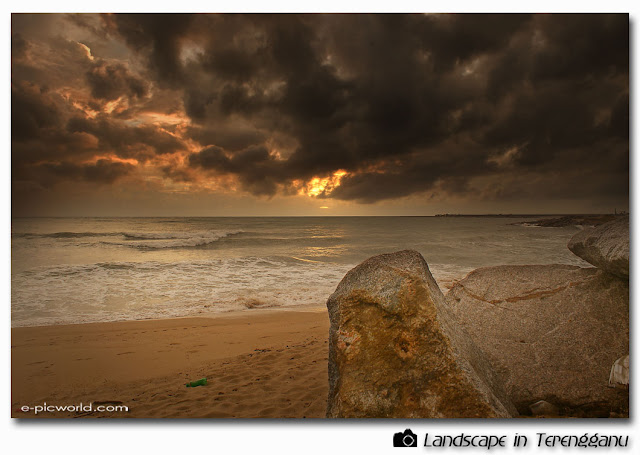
[186,378,207,387]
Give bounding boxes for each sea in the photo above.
[11,216,591,327]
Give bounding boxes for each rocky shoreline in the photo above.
[326,216,629,418]
[511,214,623,227]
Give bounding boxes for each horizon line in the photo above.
[10,213,625,219]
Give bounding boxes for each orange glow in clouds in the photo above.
[300,170,348,197]
[137,111,191,126]
[88,156,139,166]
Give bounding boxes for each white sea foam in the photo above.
[11,257,354,327]
[11,216,590,327]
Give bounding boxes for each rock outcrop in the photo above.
[326,250,517,418]
[512,214,619,228]
[446,264,629,416]
[568,216,629,279]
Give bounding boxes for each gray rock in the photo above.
[568,216,629,279]
[326,250,517,418]
[446,264,629,415]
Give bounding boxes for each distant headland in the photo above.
[434,213,627,227]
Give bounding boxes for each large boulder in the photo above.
[446,264,629,416]
[568,216,629,279]
[326,250,517,418]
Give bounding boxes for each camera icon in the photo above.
[393,429,418,447]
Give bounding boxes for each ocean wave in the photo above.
[11,257,355,327]
[10,255,479,327]
[120,232,224,240]
[107,230,243,250]
[13,231,122,239]
[210,235,347,250]
[12,229,349,253]
[13,229,244,250]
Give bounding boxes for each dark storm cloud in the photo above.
[12,76,185,191]
[65,13,110,40]
[12,13,629,206]
[186,124,266,152]
[11,33,29,59]
[418,14,533,71]
[103,13,196,86]
[530,15,628,82]
[175,14,626,202]
[189,145,283,195]
[324,142,495,203]
[41,159,134,185]
[86,61,149,101]
[477,14,629,179]
[10,81,104,182]
[67,115,186,158]
[11,81,61,141]
[12,79,185,164]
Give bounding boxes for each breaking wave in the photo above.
[11,257,355,327]
[14,230,244,250]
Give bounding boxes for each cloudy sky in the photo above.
[11,14,629,216]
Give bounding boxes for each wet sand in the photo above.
[11,308,329,418]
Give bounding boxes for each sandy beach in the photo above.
[11,308,329,418]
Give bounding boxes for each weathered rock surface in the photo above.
[529,400,559,416]
[446,264,629,416]
[568,216,629,279]
[326,250,517,418]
